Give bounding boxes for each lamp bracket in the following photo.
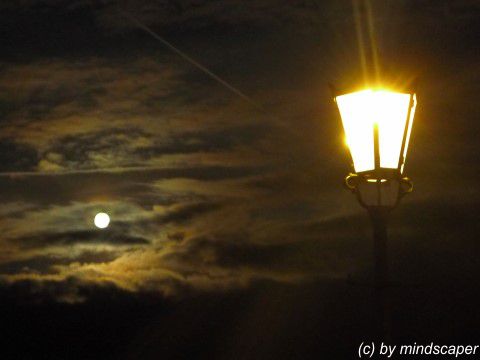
[344,173,413,210]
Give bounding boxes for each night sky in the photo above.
[0,1,479,359]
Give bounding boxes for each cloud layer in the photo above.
[0,0,479,302]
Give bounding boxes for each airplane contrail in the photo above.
[118,9,263,110]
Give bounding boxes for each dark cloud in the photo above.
[45,127,151,170]
[135,124,268,157]
[0,250,118,275]
[0,275,136,305]
[167,231,185,242]
[41,124,267,171]
[0,139,38,172]
[163,233,355,276]
[157,201,222,225]
[108,201,222,235]
[0,165,263,206]
[14,229,149,249]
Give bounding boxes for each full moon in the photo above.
[94,212,110,229]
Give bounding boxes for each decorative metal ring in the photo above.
[344,173,359,192]
[399,177,414,194]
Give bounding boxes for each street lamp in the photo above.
[335,88,417,205]
[332,85,417,338]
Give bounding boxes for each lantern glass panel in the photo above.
[336,89,415,173]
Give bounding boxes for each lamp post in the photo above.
[332,86,417,339]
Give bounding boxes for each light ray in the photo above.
[352,0,369,86]
[364,0,381,83]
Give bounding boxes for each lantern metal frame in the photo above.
[331,84,417,211]
[344,173,413,211]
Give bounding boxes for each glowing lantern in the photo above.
[334,88,416,178]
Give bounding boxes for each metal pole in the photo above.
[369,208,391,341]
